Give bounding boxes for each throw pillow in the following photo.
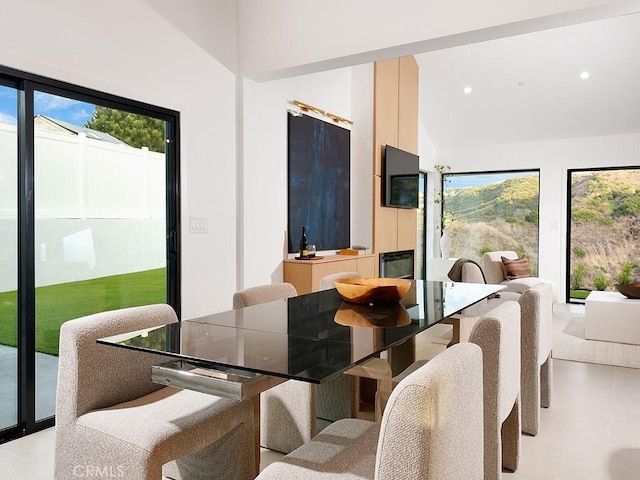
[501,256,532,280]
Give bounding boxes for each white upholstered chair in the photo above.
[232,282,317,454]
[54,304,255,480]
[483,250,559,301]
[469,301,522,480]
[457,260,521,316]
[444,260,520,344]
[519,282,553,435]
[255,342,485,480]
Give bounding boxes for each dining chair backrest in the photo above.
[232,282,316,454]
[469,300,521,480]
[520,282,553,366]
[460,262,490,316]
[375,342,484,479]
[254,342,484,480]
[232,282,298,309]
[519,282,553,435]
[319,271,361,290]
[56,304,177,423]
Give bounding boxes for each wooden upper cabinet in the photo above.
[398,56,419,154]
[373,58,399,177]
[372,56,419,263]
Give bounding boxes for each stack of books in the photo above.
[337,247,372,256]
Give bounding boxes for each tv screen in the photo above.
[384,145,419,208]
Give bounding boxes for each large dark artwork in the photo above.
[287,112,350,253]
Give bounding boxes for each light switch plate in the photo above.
[189,217,208,233]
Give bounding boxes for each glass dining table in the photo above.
[99,279,501,394]
[98,279,502,471]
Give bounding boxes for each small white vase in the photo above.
[439,229,450,259]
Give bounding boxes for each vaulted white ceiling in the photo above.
[416,13,640,147]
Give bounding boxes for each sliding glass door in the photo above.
[0,67,180,442]
[0,83,18,432]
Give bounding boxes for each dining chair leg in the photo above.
[501,396,521,473]
[540,353,553,408]
[251,395,260,476]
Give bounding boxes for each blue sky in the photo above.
[446,171,537,189]
[0,86,95,126]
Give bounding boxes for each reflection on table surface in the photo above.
[99,280,502,384]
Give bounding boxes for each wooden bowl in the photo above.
[334,302,411,328]
[333,277,412,305]
[615,283,640,299]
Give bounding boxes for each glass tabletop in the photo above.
[98,280,502,384]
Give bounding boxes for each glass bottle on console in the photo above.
[299,227,309,259]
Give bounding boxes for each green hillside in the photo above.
[445,175,539,225]
[571,170,640,224]
[569,170,640,293]
[442,175,540,268]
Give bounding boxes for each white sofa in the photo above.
[483,250,559,302]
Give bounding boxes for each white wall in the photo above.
[418,119,439,260]
[437,132,640,300]
[350,63,374,250]
[241,66,373,288]
[0,0,238,318]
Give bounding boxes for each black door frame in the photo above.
[0,64,181,443]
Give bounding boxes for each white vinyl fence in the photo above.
[0,123,166,292]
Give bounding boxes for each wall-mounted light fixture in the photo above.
[292,100,325,116]
[291,99,353,126]
[325,112,354,125]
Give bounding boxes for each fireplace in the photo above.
[379,250,414,279]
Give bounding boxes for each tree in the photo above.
[85,106,166,153]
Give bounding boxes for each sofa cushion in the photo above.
[501,256,532,280]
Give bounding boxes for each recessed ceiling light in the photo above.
[463,86,472,94]
[580,71,590,80]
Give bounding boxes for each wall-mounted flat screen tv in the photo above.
[384,145,419,208]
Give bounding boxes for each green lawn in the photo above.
[0,268,166,356]
[569,289,591,300]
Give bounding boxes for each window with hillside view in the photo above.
[441,170,540,271]
[568,167,640,301]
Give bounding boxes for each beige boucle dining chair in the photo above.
[232,282,317,454]
[469,301,522,480]
[318,271,361,290]
[519,282,553,436]
[483,250,559,301]
[255,342,485,480]
[54,304,255,480]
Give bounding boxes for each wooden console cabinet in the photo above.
[283,254,376,294]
